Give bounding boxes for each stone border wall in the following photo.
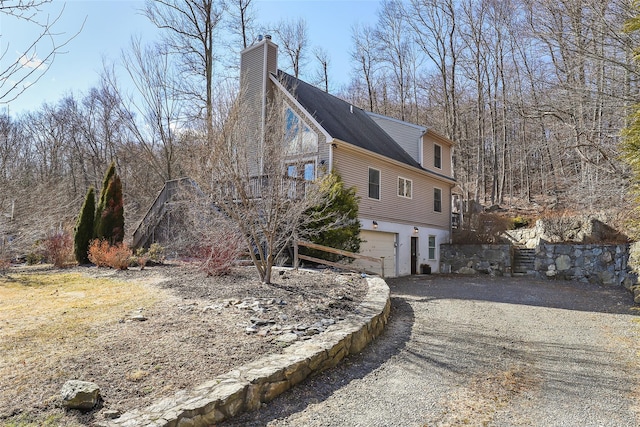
[536,243,629,286]
[440,244,512,275]
[98,276,391,427]
[440,243,633,288]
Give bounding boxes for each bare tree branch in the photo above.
[0,1,84,103]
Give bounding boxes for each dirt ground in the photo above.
[0,262,367,427]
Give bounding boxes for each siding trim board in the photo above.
[367,111,455,148]
[367,111,427,131]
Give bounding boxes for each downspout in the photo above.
[449,183,456,244]
[328,139,335,171]
[419,128,427,167]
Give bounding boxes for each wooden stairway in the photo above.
[131,178,202,249]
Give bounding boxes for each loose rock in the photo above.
[275,332,299,345]
[61,380,101,410]
[102,409,121,419]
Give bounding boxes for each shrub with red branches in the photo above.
[88,239,132,270]
[188,229,244,276]
[43,230,74,268]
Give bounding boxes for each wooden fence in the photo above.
[293,240,385,278]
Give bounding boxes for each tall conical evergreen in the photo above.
[74,186,95,264]
[94,162,116,237]
[94,162,125,245]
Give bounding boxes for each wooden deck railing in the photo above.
[293,240,385,278]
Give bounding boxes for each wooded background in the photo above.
[1,0,639,254]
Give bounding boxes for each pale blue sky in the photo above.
[2,0,380,116]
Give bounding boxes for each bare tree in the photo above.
[274,18,309,79]
[116,38,185,183]
[350,23,381,113]
[0,1,83,103]
[312,46,331,93]
[406,0,460,140]
[376,0,413,121]
[191,86,334,284]
[225,0,256,49]
[144,0,225,140]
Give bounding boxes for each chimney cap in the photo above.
[265,34,272,40]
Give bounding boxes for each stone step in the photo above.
[514,263,535,268]
[514,261,535,266]
[513,248,535,274]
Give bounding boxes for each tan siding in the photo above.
[240,41,281,176]
[422,134,452,177]
[240,45,267,176]
[267,43,277,75]
[333,146,451,229]
[240,44,265,115]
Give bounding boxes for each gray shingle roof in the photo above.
[275,71,422,169]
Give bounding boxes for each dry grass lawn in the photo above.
[0,264,367,426]
[0,269,166,425]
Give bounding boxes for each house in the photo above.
[240,36,456,277]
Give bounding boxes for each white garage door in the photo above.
[355,230,397,277]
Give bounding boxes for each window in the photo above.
[398,177,412,198]
[304,163,315,181]
[287,162,314,198]
[287,162,314,181]
[434,188,442,212]
[368,168,380,200]
[428,235,436,260]
[285,107,318,154]
[434,144,442,169]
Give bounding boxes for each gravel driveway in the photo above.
[223,274,640,426]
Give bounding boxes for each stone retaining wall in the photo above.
[97,276,391,427]
[440,243,632,288]
[535,243,629,286]
[440,244,511,275]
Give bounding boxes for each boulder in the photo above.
[457,266,476,275]
[599,270,616,286]
[61,380,101,410]
[555,254,571,271]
